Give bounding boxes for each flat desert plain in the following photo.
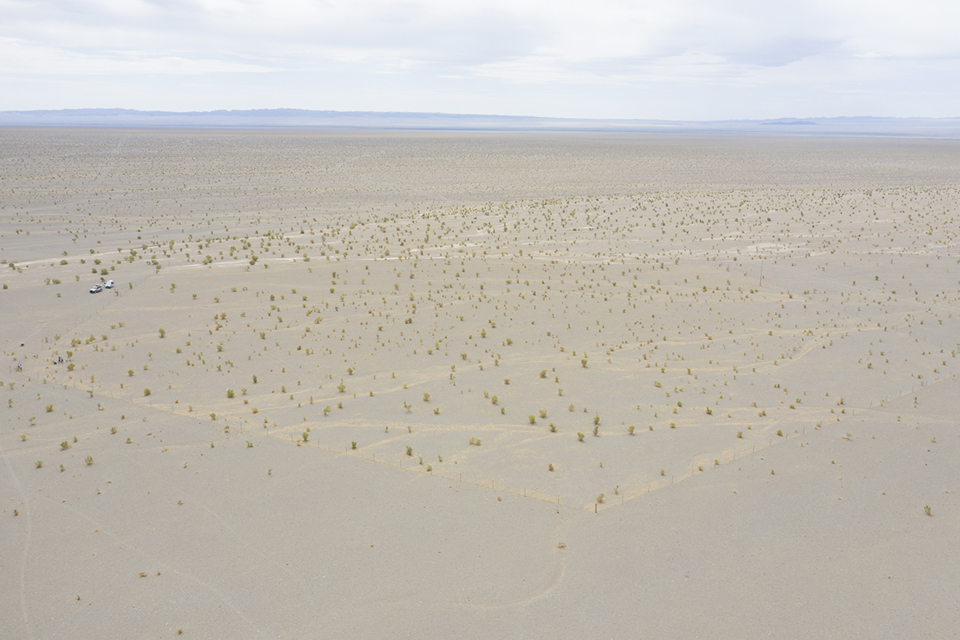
[1,129,959,638]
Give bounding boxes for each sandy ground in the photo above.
[1,128,959,638]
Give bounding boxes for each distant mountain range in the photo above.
[1,108,958,136]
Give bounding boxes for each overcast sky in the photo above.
[1,0,958,120]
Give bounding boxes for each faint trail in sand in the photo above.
[37,494,265,637]
[2,452,35,640]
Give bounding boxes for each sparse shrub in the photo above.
[596,493,604,504]
[924,505,932,516]
[143,388,151,396]
[351,441,357,450]
[226,389,235,398]
[539,369,547,379]
[577,432,585,442]
[35,460,43,469]
[45,404,53,413]
[406,445,413,456]
[422,392,430,402]
[548,463,554,471]
[593,425,599,437]
[302,431,309,442]
[85,456,93,466]
[628,425,635,435]
[158,328,166,338]
[528,414,536,425]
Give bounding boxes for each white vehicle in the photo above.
[89,284,103,294]
[104,280,115,289]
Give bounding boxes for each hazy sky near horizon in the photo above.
[1,0,958,120]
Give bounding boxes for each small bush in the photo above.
[143,388,151,396]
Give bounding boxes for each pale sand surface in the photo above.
[1,129,959,638]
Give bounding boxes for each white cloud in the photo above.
[0,0,958,117]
